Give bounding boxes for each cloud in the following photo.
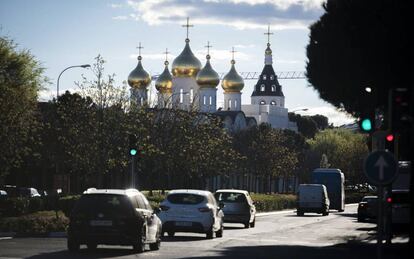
[112,15,129,20]
[125,0,324,30]
[109,3,124,8]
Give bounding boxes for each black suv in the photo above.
[67,188,162,253]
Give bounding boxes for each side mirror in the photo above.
[219,202,225,209]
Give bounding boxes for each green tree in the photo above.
[288,113,318,138]
[306,0,411,116]
[308,129,369,185]
[0,36,46,182]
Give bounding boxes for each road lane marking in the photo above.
[0,237,13,240]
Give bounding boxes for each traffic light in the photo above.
[391,87,411,132]
[359,111,375,133]
[129,134,137,156]
[385,132,395,152]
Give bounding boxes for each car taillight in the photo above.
[198,207,211,212]
[160,205,170,211]
[387,197,392,203]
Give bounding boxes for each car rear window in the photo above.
[72,194,134,216]
[167,193,205,205]
[215,192,246,203]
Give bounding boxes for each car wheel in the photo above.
[244,221,250,228]
[87,243,97,250]
[150,229,161,251]
[133,226,146,253]
[358,216,364,222]
[67,238,80,252]
[297,210,304,216]
[216,224,223,238]
[250,218,256,228]
[206,227,214,239]
[167,231,175,237]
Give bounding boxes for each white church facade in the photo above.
[127,20,297,133]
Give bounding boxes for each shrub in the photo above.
[250,193,297,212]
[0,198,30,217]
[0,211,68,234]
[58,195,81,217]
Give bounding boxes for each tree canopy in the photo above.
[306,0,411,116]
[0,36,46,181]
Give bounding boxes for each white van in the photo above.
[297,184,330,216]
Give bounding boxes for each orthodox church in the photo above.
[127,20,297,133]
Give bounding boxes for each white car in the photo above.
[158,189,224,239]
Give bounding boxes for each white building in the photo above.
[241,39,297,131]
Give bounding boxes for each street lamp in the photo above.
[56,64,91,99]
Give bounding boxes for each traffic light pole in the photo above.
[131,156,135,188]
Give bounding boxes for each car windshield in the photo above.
[215,192,246,203]
[167,193,205,205]
[72,194,133,216]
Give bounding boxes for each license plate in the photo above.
[90,220,112,226]
[175,221,192,227]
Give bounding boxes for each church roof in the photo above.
[251,64,284,97]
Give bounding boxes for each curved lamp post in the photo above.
[56,64,91,99]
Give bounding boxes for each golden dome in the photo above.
[128,56,151,89]
[265,43,272,55]
[155,61,173,93]
[172,39,202,78]
[222,60,244,92]
[196,55,219,88]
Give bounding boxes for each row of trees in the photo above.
[1,35,369,194]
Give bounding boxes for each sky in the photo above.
[0,0,355,126]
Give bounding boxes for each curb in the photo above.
[256,203,359,217]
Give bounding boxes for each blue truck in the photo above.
[312,168,345,212]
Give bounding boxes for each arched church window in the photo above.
[260,100,266,105]
[228,99,232,109]
[235,99,238,108]
[270,101,276,105]
[271,85,276,92]
[263,75,267,80]
[190,88,194,103]
[203,96,207,105]
[270,75,274,80]
[261,84,265,92]
[180,89,184,103]
[209,96,212,105]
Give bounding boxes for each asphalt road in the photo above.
[0,204,409,259]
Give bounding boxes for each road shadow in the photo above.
[223,226,245,230]
[161,235,207,242]
[182,242,409,259]
[26,247,149,259]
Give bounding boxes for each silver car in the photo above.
[214,189,256,228]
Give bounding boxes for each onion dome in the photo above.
[196,54,219,89]
[172,39,202,78]
[155,61,173,93]
[222,59,244,93]
[128,56,151,89]
[265,43,272,55]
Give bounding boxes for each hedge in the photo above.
[0,211,68,234]
[251,193,297,212]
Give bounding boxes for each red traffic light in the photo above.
[385,134,394,142]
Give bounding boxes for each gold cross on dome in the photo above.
[231,47,237,60]
[264,24,273,44]
[136,42,144,56]
[163,48,170,62]
[182,17,194,39]
[205,41,212,55]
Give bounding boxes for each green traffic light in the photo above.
[130,149,137,156]
[361,118,372,131]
